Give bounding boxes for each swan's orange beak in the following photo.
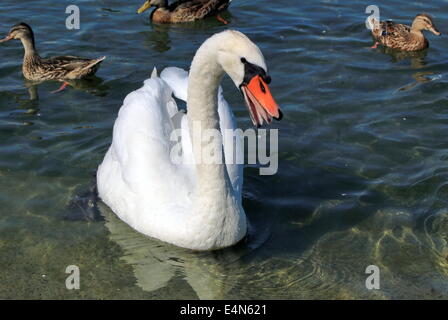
[241,75,282,127]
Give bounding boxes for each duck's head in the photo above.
[211,30,282,127]
[137,0,167,14]
[0,22,35,44]
[412,14,441,36]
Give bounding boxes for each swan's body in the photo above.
[97,67,244,250]
[97,30,281,250]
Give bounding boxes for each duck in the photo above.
[137,0,231,24]
[369,13,441,51]
[0,23,105,92]
[97,30,282,251]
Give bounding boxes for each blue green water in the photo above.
[0,0,447,299]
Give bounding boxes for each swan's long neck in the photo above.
[185,37,246,249]
[187,40,230,195]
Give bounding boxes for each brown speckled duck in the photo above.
[369,14,441,51]
[0,23,105,92]
[137,0,231,24]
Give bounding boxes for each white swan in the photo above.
[97,30,282,251]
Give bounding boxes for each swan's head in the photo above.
[215,30,282,127]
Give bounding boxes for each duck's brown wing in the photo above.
[170,0,231,22]
[44,56,92,70]
[374,21,412,47]
[384,21,411,39]
[41,56,105,79]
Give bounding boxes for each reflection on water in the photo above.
[143,25,172,53]
[22,76,109,101]
[383,47,428,65]
[99,193,448,299]
[101,202,242,299]
[24,81,39,100]
[1,0,448,299]
[381,48,437,92]
[141,11,235,53]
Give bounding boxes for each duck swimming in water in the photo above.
[0,23,105,92]
[369,13,441,51]
[137,0,231,24]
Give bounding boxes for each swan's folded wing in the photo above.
[161,67,189,102]
[99,77,194,215]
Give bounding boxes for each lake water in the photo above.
[1,0,448,299]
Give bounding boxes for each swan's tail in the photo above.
[151,67,158,79]
[160,67,189,102]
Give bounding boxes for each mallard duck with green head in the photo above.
[369,14,441,51]
[0,23,105,92]
[137,0,231,24]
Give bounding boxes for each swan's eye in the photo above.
[241,57,247,64]
[259,80,266,93]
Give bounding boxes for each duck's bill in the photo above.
[0,35,12,43]
[241,75,282,127]
[430,27,442,36]
[137,1,151,14]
